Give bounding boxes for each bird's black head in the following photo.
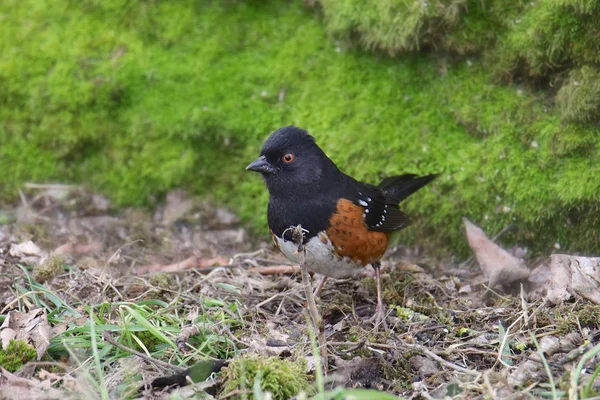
[246,126,338,197]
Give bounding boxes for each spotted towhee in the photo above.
[246,126,437,325]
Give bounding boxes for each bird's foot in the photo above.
[369,303,389,331]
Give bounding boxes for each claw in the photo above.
[370,262,388,331]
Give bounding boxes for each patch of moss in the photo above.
[495,0,600,78]
[0,339,37,372]
[131,330,162,353]
[557,303,600,335]
[15,223,49,245]
[382,352,416,391]
[148,273,172,292]
[32,254,65,283]
[317,0,518,56]
[219,355,313,400]
[556,66,600,124]
[396,306,428,322]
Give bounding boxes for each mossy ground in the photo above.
[0,340,37,372]
[1,0,600,256]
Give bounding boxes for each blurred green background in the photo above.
[1,0,599,255]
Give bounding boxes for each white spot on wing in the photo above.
[358,200,368,207]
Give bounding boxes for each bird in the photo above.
[246,126,437,326]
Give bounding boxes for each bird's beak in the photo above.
[246,155,275,174]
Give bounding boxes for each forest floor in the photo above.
[1,185,599,400]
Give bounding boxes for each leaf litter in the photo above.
[0,187,599,399]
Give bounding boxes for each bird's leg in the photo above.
[313,276,328,298]
[372,262,388,330]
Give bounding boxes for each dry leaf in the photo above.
[0,367,67,400]
[409,355,439,378]
[0,309,51,360]
[464,218,529,288]
[1,328,17,349]
[9,241,46,265]
[333,357,381,387]
[530,254,600,305]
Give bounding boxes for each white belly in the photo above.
[274,234,364,279]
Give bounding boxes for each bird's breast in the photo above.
[273,232,365,279]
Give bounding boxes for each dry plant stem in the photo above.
[313,276,328,297]
[369,342,480,377]
[102,331,187,374]
[301,263,328,371]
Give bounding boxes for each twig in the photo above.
[102,331,186,374]
[368,342,479,377]
[231,249,266,259]
[248,265,302,275]
[23,183,77,190]
[291,224,328,371]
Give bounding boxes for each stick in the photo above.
[102,331,187,374]
[290,225,328,371]
[368,342,479,377]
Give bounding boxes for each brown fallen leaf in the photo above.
[333,356,381,387]
[0,367,68,400]
[9,240,47,265]
[464,218,529,288]
[135,255,230,274]
[529,254,600,305]
[0,309,51,360]
[409,355,439,379]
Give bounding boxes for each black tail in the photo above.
[378,173,438,203]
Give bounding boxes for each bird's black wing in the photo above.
[350,184,412,232]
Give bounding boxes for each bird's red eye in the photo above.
[283,153,294,164]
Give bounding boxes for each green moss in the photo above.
[148,273,172,291]
[382,353,416,391]
[32,254,65,283]
[317,0,518,56]
[396,306,428,322]
[0,339,37,372]
[495,0,600,78]
[131,330,162,353]
[220,355,312,400]
[556,66,600,124]
[557,303,600,334]
[1,0,600,256]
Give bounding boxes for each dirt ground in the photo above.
[1,185,599,399]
